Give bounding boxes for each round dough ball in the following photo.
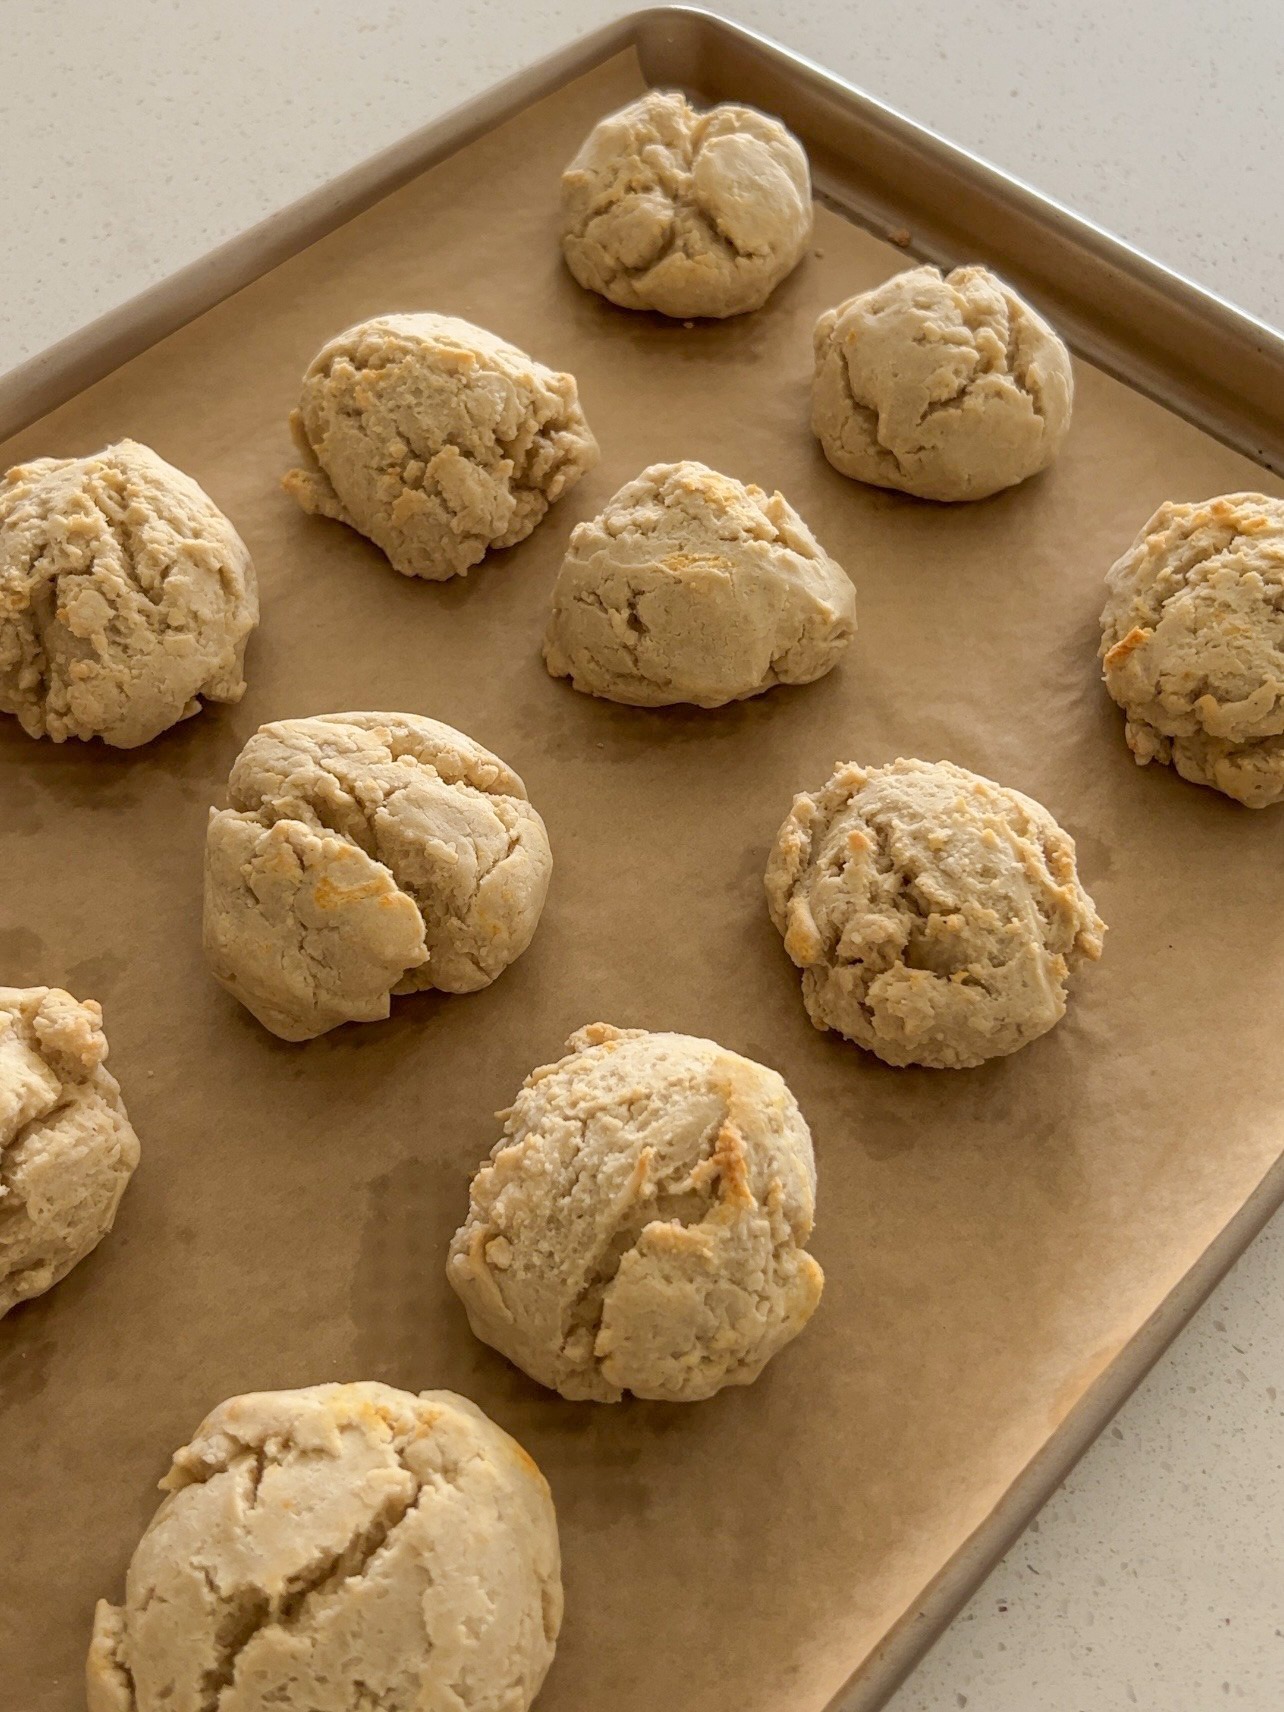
[543,460,855,707]
[86,1382,561,1712]
[1100,493,1284,807]
[811,265,1074,502]
[283,314,598,580]
[448,1022,823,1402]
[765,759,1104,1069]
[0,440,257,746]
[560,90,813,318]
[0,986,140,1317]
[203,712,552,1041]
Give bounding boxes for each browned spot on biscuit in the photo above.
[1104,624,1152,668]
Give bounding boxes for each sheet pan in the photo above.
[2,23,1283,1712]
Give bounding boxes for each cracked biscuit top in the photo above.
[202,712,552,1041]
[86,1382,562,1712]
[0,986,140,1318]
[542,460,855,707]
[448,1023,823,1403]
[811,265,1074,502]
[560,90,813,319]
[765,759,1104,1069]
[1100,493,1284,807]
[283,313,598,580]
[0,439,258,746]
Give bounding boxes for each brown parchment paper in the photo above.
[2,50,1283,1712]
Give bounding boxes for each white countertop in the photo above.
[5,2,1282,1706]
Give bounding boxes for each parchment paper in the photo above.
[2,51,1282,1712]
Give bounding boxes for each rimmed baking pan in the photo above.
[2,12,1282,1711]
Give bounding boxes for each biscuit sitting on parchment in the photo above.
[560,90,813,318]
[0,986,140,1318]
[87,1383,561,1712]
[811,265,1073,502]
[1100,492,1284,807]
[202,712,552,1040]
[283,313,598,579]
[0,440,257,746]
[765,758,1104,1069]
[543,460,855,707]
[449,1023,823,1402]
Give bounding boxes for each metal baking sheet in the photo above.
[2,15,1283,1712]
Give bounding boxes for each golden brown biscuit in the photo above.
[203,713,552,1040]
[1100,493,1284,806]
[449,1023,823,1402]
[0,440,256,745]
[88,1383,561,1712]
[544,460,855,706]
[811,265,1073,501]
[766,758,1104,1068]
[284,314,597,579]
[561,91,812,318]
